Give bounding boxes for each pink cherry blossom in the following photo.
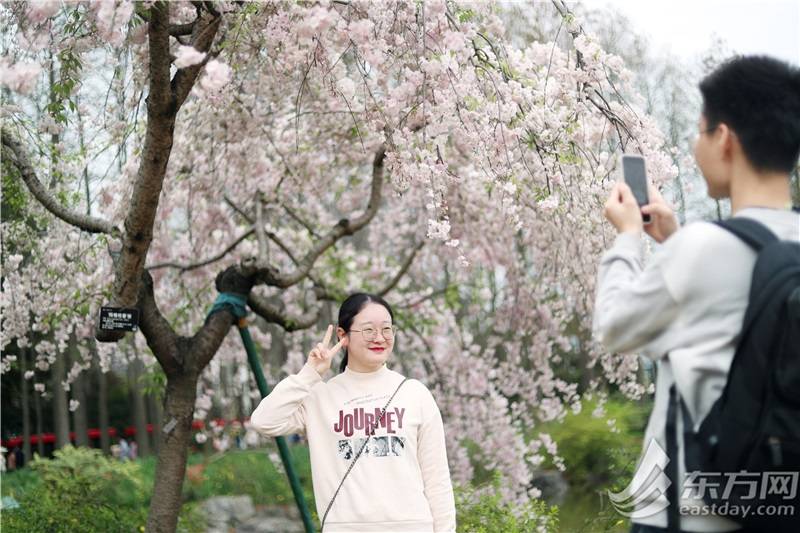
[2,1,680,510]
[0,60,42,95]
[174,45,206,68]
[200,59,232,92]
[25,0,61,23]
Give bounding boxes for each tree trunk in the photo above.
[71,337,89,447]
[21,348,32,463]
[145,370,198,533]
[128,354,151,456]
[33,378,44,458]
[265,313,288,372]
[148,391,163,454]
[52,344,71,448]
[72,370,89,447]
[95,343,110,454]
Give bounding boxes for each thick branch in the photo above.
[147,2,172,113]
[169,22,196,36]
[189,310,236,373]
[247,294,321,332]
[171,11,221,108]
[262,146,386,288]
[137,271,183,376]
[186,264,256,371]
[2,130,117,235]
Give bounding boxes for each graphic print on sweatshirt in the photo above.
[332,390,407,460]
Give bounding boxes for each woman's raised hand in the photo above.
[307,324,347,376]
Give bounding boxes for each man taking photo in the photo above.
[593,55,800,533]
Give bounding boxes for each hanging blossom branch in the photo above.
[550,0,639,148]
[2,129,118,236]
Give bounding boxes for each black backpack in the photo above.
[665,217,800,533]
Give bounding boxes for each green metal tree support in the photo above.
[238,321,316,533]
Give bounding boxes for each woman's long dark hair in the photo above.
[338,293,395,373]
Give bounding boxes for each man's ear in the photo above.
[717,123,736,161]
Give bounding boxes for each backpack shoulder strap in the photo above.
[713,217,779,251]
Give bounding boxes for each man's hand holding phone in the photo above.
[604,154,680,241]
[603,182,645,234]
[603,182,680,242]
[640,184,679,243]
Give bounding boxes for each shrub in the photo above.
[0,445,147,532]
[0,445,205,533]
[535,396,649,490]
[455,478,559,533]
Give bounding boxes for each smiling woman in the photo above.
[249,293,456,532]
[335,294,398,373]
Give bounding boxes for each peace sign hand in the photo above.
[307,325,347,376]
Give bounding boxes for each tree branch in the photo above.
[264,230,339,301]
[189,310,236,373]
[2,129,117,235]
[224,195,254,224]
[282,203,320,238]
[147,2,172,113]
[247,294,322,332]
[169,22,196,36]
[255,198,268,261]
[171,10,222,108]
[264,229,298,264]
[377,240,424,298]
[145,227,255,272]
[137,271,183,376]
[262,146,386,288]
[188,264,254,371]
[99,3,222,341]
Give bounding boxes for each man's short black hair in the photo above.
[699,55,800,174]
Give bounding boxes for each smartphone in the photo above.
[621,154,652,224]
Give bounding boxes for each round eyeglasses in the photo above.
[349,325,398,342]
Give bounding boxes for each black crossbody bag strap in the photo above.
[320,377,409,532]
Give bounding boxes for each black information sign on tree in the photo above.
[99,307,140,332]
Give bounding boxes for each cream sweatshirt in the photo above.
[250,363,457,533]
